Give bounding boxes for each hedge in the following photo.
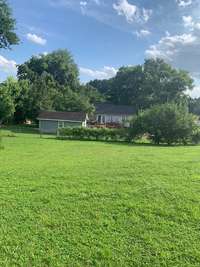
[58,127,132,142]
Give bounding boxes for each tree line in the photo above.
[88,59,195,111]
[5,50,102,123]
[1,52,198,124]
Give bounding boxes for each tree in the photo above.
[189,97,200,116]
[0,78,16,123]
[0,0,19,49]
[54,87,94,114]
[108,65,145,108]
[132,103,195,145]
[21,73,58,121]
[17,50,79,89]
[79,84,104,104]
[16,50,100,121]
[142,58,193,106]
[88,78,113,96]
[88,59,194,111]
[13,79,30,123]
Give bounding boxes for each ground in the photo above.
[0,127,200,266]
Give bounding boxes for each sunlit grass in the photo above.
[0,128,200,266]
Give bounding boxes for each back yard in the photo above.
[0,128,200,266]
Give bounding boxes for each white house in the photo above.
[94,103,135,127]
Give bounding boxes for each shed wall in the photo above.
[39,120,85,133]
[40,120,58,133]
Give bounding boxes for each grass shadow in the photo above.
[2,125,39,135]
[104,141,197,148]
[56,137,197,148]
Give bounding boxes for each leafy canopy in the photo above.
[17,49,79,89]
[16,50,100,121]
[0,77,19,123]
[0,0,19,49]
[89,58,194,111]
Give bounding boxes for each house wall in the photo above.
[58,121,84,128]
[96,114,132,124]
[39,120,58,134]
[39,120,85,134]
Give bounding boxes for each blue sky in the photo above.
[1,0,200,97]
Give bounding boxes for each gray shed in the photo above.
[38,111,88,134]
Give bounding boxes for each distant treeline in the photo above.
[0,49,199,125]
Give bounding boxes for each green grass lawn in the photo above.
[1,128,200,266]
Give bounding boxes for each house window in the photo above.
[97,115,101,123]
[58,121,64,128]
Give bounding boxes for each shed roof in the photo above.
[95,103,135,115]
[38,111,87,122]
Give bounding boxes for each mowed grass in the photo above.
[1,128,200,266]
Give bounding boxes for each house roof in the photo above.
[38,111,87,122]
[95,103,135,115]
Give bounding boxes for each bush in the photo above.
[58,127,131,142]
[191,127,200,144]
[131,103,196,145]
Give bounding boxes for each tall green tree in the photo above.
[142,58,193,106]
[54,86,94,114]
[0,77,18,123]
[108,65,145,108]
[0,0,19,49]
[88,79,113,97]
[16,50,99,121]
[21,73,57,121]
[13,79,30,123]
[17,50,79,89]
[89,59,194,111]
[189,97,200,115]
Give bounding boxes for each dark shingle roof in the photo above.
[95,103,135,115]
[38,111,87,122]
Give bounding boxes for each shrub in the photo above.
[191,127,200,144]
[131,103,196,145]
[58,127,130,142]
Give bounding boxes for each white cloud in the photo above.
[142,8,152,22]
[26,33,47,45]
[183,15,194,28]
[80,1,87,5]
[51,0,100,8]
[113,0,152,24]
[146,32,197,58]
[0,55,17,74]
[92,0,100,5]
[176,0,192,7]
[188,85,200,98]
[134,29,151,38]
[80,66,118,80]
[80,1,87,14]
[145,30,200,81]
[183,16,200,30]
[113,0,137,23]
